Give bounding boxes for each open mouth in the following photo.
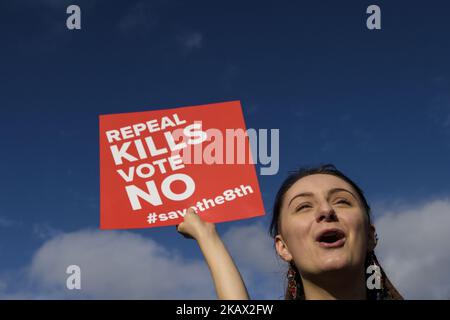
[316,229,346,248]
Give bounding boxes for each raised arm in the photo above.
[176,208,250,300]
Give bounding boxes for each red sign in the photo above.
[99,101,265,230]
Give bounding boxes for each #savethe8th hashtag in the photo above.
[147,184,254,224]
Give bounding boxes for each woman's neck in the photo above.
[301,268,367,300]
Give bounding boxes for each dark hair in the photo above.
[269,164,403,300]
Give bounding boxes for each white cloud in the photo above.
[375,198,450,299]
[223,223,286,300]
[0,223,285,300]
[2,229,215,299]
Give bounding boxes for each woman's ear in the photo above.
[368,224,377,251]
[275,234,293,262]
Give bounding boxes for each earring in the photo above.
[287,263,297,300]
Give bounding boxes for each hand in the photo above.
[176,208,216,241]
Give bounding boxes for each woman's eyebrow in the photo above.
[288,192,314,207]
[287,188,358,208]
[328,187,358,200]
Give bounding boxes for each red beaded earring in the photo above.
[287,263,298,300]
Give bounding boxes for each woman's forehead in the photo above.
[285,174,356,199]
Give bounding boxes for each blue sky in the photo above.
[1,0,450,299]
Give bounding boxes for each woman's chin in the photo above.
[316,252,352,272]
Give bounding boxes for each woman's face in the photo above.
[275,174,374,277]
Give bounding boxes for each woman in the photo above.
[176,164,403,300]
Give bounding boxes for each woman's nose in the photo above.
[315,202,337,222]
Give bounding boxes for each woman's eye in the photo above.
[335,199,351,205]
[296,204,311,212]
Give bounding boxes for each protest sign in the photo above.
[99,101,265,229]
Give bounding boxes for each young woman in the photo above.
[176,164,403,300]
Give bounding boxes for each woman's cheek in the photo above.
[287,218,313,260]
[344,213,369,260]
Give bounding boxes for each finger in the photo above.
[176,221,185,232]
[181,233,194,240]
[176,228,194,240]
